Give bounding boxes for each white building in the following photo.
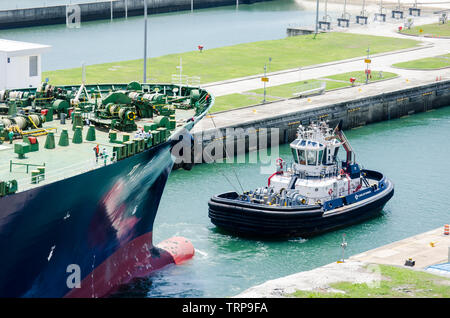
[0,39,51,90]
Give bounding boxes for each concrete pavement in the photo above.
[350,227,450,269]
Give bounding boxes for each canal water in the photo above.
[112,106,450,297]
[0,0,334,71]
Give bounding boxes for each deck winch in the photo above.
[0,82,212,133]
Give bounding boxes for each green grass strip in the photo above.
[400,23,450,37]
[290,264,450,298]
[393,54,450,70]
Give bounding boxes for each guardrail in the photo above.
[11,154,117,193]
[292,81,326,98]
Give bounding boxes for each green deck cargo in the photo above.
[124,141,134,156]
[14,142,31,159]
[156,127,168,142]
[151,130,160,145]
[144,123,158,132]
[154,116,169,129]
[113,144,126,160]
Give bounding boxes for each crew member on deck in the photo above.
[93,144,99,163]
[8,130,14,144]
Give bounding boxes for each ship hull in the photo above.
[208,173,394,238]
[0,141,179,298]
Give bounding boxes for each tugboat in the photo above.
[208,120,394,238]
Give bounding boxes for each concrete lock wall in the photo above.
[192,80,450,164]
[0,0,271,29]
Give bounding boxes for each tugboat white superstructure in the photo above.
[208,120,394,238]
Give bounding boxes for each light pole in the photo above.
[263,63,267,103]
[176,57,183,97]
[143,0,148,83]
[365,46,370,84]
[262,57,272,103]
[315,0,319,36]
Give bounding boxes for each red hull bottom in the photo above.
[65,233,194,298]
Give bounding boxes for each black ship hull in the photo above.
[0,141,194,298]
[208,173,394,238]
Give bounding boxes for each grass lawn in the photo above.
[290,264,450,298]
[400,22,450,37]
[43,32,418,85]
[393,53,450,70]
[211,71,398,113]
[211,93,279,113]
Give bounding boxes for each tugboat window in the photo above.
[291,148,299,163]
[298,149,306,165]
[318,150,324,164]
[307,150,317,165]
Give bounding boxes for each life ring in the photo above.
[339,169,345,175]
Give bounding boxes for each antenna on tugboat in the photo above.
[207,113,245,194]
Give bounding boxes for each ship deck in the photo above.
[0,108,195,194]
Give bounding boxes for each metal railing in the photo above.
[10,154,117,193]
[171,74,201,88]
[292,81,326,97]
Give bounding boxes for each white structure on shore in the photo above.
[0,39,51,90]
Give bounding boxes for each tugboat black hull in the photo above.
[208,174,394,238]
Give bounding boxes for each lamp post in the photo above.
[262,57,272,103]
[143,0,148,83]
[365,46,370,84]
[263,63,267,103]
[315,0,319,35]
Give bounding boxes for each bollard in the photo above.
[72,126,83,144]
[59,129,69,146]
[44,132,55,149]
[404,258,415,267]
[86,125,96,141]
[72,111,83,131]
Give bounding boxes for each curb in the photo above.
[398,31,450,40]
[391,65,450,71]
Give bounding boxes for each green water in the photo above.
[0,0,331,71]
[131,106,450,298]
